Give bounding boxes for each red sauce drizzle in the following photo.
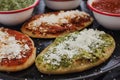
[0,29,33,66]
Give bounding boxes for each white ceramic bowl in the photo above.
[0,0,40,26]
[44,0,81,10]
[87,0,120,30]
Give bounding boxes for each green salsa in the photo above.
[36,29,114,70]
[0,0,35,11]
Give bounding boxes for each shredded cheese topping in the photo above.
[0,29,30,62]
[43,29,105,66]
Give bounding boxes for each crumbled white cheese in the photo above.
[28,10,89,30]
[0,31,8,42]
[0,30,30,62]
[68,29,105,52]
[43,29,105,65]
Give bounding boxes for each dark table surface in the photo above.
[0,0,120,80]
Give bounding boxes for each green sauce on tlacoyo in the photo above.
[36,29,114,70]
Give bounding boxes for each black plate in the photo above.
[0,0,120,80]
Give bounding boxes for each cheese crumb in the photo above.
[0,30,30,62]
[28,10,89,30]
[43,29,105,65]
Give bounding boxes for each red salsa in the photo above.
[0,29,34,66]
[92,0,120,14]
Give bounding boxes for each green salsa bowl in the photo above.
[0,0,40,25]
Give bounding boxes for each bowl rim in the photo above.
[0,0,40,14]
[87,0,120,17]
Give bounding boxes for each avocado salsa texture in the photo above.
[0,0,35,11]
[36,29,115,71]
